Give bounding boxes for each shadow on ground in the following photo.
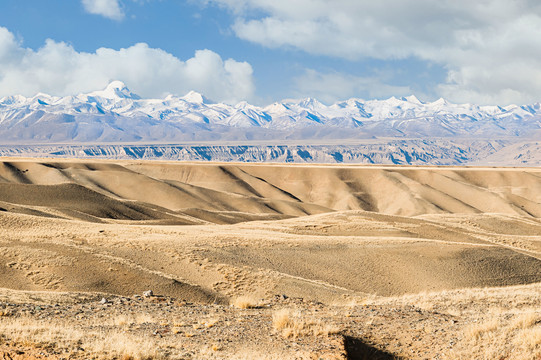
[344,336,400,360]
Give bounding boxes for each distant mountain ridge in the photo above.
[1,81,541,143]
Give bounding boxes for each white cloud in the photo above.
[294,69,412,104]
[81,0,125,21]
[209,0,541,104]
[0,27,255,104]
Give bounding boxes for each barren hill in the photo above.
[0,160,540,358]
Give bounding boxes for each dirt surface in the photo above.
[0,159,540,359]
[0,284,540,359]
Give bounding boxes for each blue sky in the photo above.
[0,0,539,105]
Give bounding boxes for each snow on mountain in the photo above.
[181,90,212,104]
[84,80,141,100]
[0,81,540,144]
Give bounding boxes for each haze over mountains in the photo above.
[1,81,540,165]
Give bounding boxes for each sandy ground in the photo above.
[0,159,540,359]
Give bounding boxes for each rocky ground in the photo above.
[0,284,540,359]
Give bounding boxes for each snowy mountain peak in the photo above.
[404,95,423,104]
[338,99,365,108]
[381,96,408,107]
[86,81,141,100]
[182,91,212,104]
[0,94,26,105]
[298,97,325,109]
[431,97,449,107]
[0,83,540,144]
[235,101,253,109]
[106,80,128,91]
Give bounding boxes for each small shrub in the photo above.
[272,308,340,338]
[231,295,260,309]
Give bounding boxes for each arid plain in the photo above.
[0,159,540,359]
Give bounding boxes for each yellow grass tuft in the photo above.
[465,318,499,340]
[0,316,160,360]
[511,312,540,330]
[231,295,260,309]
[272,308,340,338]
[515,327,541,350]
[272,308,297,331]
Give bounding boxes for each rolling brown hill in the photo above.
[1,160,541,222]
[0,159,539,299]
[0,159,541,358]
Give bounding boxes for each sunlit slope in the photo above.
[0,161,540,222]
[128,163,541,217]
[1,208,540,299]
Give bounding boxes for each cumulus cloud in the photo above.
[208,0,541,104]
[294,69,412,104]
[81,0,125,20]
[0,27,254,103]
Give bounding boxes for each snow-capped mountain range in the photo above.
[1,81,541,143]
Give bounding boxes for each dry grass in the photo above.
[272,308,340,338]
[272,308,298,331]
[356,285,541,359]
[365,283,541,310]
[230,295,261,309]
[465,318,499,340]
[448,308,541,359]
[91,332,159,360]
[511,312,540,330]
[515,326,541,350]
[0,316,161,359]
